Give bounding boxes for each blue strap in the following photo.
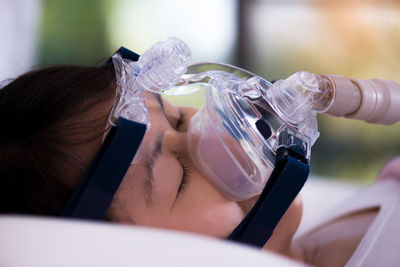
[227,146,309,247]
[60,118,146,220]
[101,46,140,67]
[62,46,142,220]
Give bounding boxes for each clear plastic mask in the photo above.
[111,37,320,200]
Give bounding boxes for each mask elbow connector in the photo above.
[136,37,192,94]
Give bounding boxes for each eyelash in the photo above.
[175,110,185,130]
[177,157,190,195]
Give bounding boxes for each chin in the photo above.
[291,194,303,232]
[238,195,259,214]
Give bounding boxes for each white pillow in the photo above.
[0,215,304,267]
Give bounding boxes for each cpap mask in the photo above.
[109,37,319,201]
[110,37,400,202]
[61,37,400,248]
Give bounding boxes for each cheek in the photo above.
[289,194,303,232]
[165,171,246,238]
[168,200,244,238]
[276,194,303,236]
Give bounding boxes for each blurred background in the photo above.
[1,0,400,184]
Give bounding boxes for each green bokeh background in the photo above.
[39,0,110,66]
[37,0,400,184]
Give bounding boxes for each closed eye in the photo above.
[175,110,185,130]
[177,157,190,196]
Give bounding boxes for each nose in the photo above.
[163,129,189,156]
[163,105,200,158]
[179,106,198,131]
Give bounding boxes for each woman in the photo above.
[0,62,301,247]
[1,62,399,266]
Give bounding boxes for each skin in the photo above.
[292,158,400,266]
[104,93,302,252]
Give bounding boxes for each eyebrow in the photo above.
[143,132,164,205]
[154,93,165,113]
[143,93,166,205]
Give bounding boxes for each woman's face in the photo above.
[109,93,302,243]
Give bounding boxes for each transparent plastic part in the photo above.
[183,67,320,200]
[111,37,327,200]
[110,37,192,127]
[265,71,334,125]
[109,37,192,164]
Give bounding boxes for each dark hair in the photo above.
[0,65,116,216]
